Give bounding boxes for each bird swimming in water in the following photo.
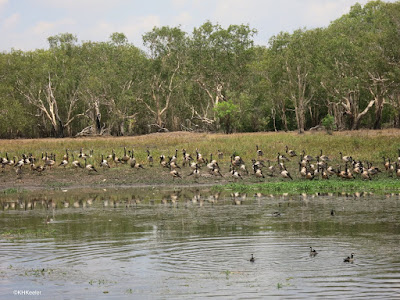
[250,254,255,262]
[344,253,355,263]
[310,247,318,256]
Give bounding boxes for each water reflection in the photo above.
[1,188,400,299]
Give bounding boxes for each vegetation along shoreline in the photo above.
[1,130,400,194]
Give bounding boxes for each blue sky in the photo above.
[0,0,394,51]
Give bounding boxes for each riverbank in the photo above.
[1,129,400,194]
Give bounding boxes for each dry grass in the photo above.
[1,129,400,191]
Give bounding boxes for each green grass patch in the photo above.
[213,178,400,195]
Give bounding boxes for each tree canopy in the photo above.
[1,0,400,138]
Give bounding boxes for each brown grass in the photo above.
[1,129,400,191]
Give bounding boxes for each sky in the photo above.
[0,0,395,51]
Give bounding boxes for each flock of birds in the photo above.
[250,248,355,263]
[2,144,400,181]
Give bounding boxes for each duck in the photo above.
[250,254,255,262]
[309,247,318,256]
[344,253,355,263]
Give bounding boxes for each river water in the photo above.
[1,188,400,299]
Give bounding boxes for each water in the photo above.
[1,189,400,299]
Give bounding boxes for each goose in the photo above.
[59,152,68,168]
[321,167,330,180]
[383,156,390,171]
[63,149,69,161]
[250,254,255,262]
[319,149,330,162]
[170,169,182,180]
[212,164,223,177]
[254,166,265,180]
[71,154,84,169]
[34,165,47,175]
[159,155,169,168]
[133,162,145,170]
[280,168,293,180]
[84,158,97,173]
[121,147,130,164]
[169,159,181,170]
[45,155,56,169]
[15,165,22,179]
[344,253,355,263]
[299,163,307,178]
[285,145,297,157]
[100,154,110,168]
[240,163,249,175]
[340,152,352,163]
[171,149,178,163]
[147,149,153,166]
[112,151,122,166]
[267,159,276,176]
[217,149,224,160]
[396,162,400,178]
[278,152,290,162]
[361,167,372,180]
[182,149,192,167]
[231,168,243,181]
[302,150,314,162]
[256,145,263,157]
[129,150,137,168]
[309,247,318,256]
[79,148,88,159]
[196,150,205,165]
[188,165,200,179]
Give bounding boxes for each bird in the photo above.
[230,168,243,181]
[71,154,84,169]
[309,247,318,256]
[84,158,97,173]
[340,152,352,163]
[147,149,154,166]
[256,145,263,157]
[100,154,110,168]
[250,254,255,262]
[330,209,335,216]
[170,169,182,180]
[344,253,355,263]
[285,145,297,157]
[280,167,293,180]
[121,147,130,164]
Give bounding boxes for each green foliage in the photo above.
[321,114,336,134]
[214,100,240,133]
[1,2,400,138]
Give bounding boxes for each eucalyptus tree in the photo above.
[77,33,147,135]
[138,26,187,131]
[186,21,257,129]
[10,33,87,137]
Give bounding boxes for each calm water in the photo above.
[1,188,400,299]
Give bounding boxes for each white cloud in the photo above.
[31,18,76,35]
[2,12,19,29]
[171,0,187,8]
[80,15,161,46]
[0,0,8,13]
